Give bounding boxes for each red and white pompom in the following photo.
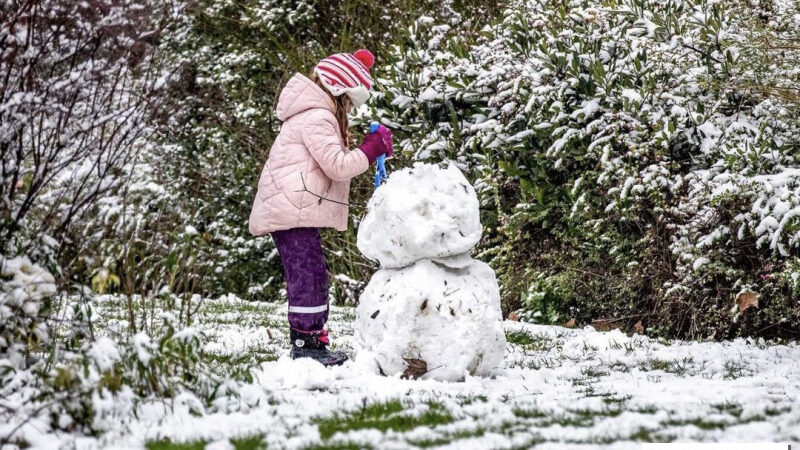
[353,49,375,69]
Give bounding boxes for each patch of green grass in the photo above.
[663,408,776,433]
[200,349,279,382]
[602,394,631,405]
[622,340,647,354]
[640,358,671,372]
[202,300,280,316]
[510,436,546,450]
[513,408,548,419]
[581,385,615,398]
[633,405,658,414]
[579,342,599,353]
[314,400,452,440]
[232,435,266,450]
[505,330,536,346]
[663,417,727,430]
[200,315,282,328]
[505,330,553,352]
[639,357,693,375]
[519,356,561,370]
[712,402,743,418]
[569,407,622,419]
[201,350,278,366]
[629,428,658,441]
[409,428,486,448]
[722,360,753,379]
[303,443,366,450]
[455,394,488,406]
[608,360,631,372]
[540,414,594,428]
[519,406,624,429]
[146,440,206,450]
[329,307,357,321]
[580,365,608,378]
[765,406,791,416]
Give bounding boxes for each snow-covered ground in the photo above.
[80,295,799,450]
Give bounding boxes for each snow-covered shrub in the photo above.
[119,313,210,397]
[0,0,167,263]
[1,305,216,442]
[368,0,800,338]
[0,255,56,370]
[0,3,226,440]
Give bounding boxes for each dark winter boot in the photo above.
[289,328,348,366]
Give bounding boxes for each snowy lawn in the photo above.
[88,295,799,450]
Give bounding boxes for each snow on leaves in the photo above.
[370,0,800,333]
[0,0,171,256]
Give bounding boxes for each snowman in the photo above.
[353,162,506,381]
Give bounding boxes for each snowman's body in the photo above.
[353,163,506,381]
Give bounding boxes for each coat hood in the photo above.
[276,73,335,121]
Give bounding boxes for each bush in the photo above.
[369,0,800,339]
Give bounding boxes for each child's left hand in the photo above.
[358,125,394,164]
[373,125,394,158]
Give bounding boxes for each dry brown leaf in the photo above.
[508,311,520,321]
[563,318,577,328]
[590,319,621,331]
[401,358,428,380]
[633,320,644,334]
[266,328,273,340]
[736,291,760,312]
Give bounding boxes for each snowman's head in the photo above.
[357,162,482,269]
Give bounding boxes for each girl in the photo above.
[249,49,393,366]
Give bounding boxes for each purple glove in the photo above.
[358,125,394,165]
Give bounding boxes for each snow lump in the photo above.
[354,163,506,381]
[356,163,482,269]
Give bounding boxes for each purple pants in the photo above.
[270,227,329,332]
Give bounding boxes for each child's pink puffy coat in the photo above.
[249,74,369,235]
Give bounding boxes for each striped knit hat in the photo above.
[313,49,375,107]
